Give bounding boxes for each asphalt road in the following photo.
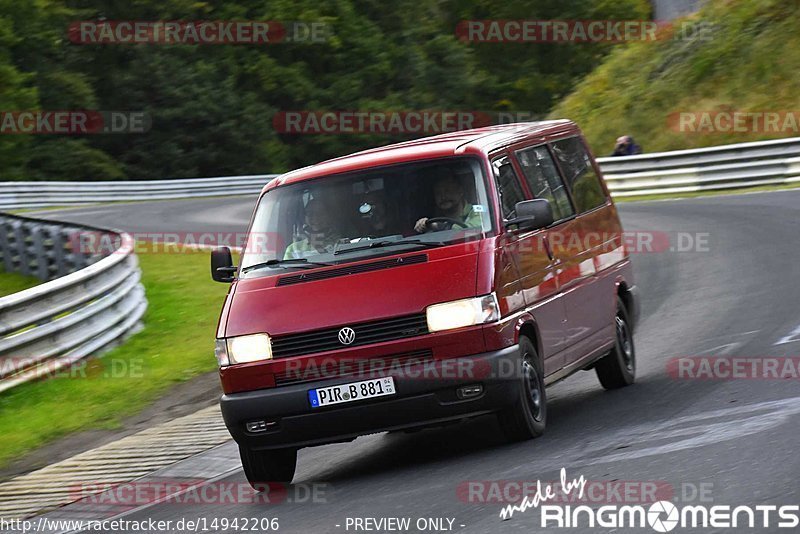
[28,191,800,533]
[29,197,258,236]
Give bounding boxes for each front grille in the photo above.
[273,349,434,386]
[270,313,429,358]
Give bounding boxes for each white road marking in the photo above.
[695,341,742,356]
[775,324,800,345]
[577,396,800,466]
[496,396,800,479]
[697,330,761,342]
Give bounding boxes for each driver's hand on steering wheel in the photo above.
[414,217,429,233]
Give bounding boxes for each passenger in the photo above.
[358,191,390,237]
[283,199,339,259]
[414,173,483,233]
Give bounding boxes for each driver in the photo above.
[414,173,483,233]
[284,199,339,259]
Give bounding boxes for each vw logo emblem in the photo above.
[338,327,356,345]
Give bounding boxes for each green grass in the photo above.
[7,206,75,215]
[551,0,800,155]
[0,246,233,468]
[0,271,40,297]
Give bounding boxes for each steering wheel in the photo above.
[425,217,469,231]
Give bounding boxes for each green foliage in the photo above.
[0,11,38,177]
[551,0,800,155]
[25,138,125,181]
[0,0,648,180]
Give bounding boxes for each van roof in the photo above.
[265,120,577,191]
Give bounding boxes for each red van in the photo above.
[211,121,639,486]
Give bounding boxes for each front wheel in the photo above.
[496,336,547,441]
[595,298,636,390]
[239,445,297,489]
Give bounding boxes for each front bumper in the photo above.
[220,344,519,450]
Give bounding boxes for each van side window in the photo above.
[491,155,526,219]
[516,146,575,222]
[551,137,607,213]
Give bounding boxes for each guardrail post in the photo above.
[0,218,12,272]
[12,221,28,276]
[30,224,49,280]
[50,225,68,278]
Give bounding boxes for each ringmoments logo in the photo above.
[499,468,799,531]
[538,501,800,531]
[648,501,679,532]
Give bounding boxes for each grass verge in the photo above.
[0,246,232,468]
[0,271,40,297]
[613,183,800,203]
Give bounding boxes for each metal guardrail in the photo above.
[0,175,277,210]
[0,214,146,393]
[1,138,800,210]
[596,137,800,197]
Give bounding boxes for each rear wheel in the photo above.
[496,336,546,441]
[239,445,297,489]
[595,298,636,389]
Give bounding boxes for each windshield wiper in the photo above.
[333,239,445,256]
[241,258,334,273]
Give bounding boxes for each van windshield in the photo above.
[240,157,493,275]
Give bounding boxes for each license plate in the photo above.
[308,377,396,408]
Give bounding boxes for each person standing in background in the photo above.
[611,135,642,156]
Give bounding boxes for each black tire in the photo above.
[595,298,636,390]
[239,445,297,489]
[496,336,547,441]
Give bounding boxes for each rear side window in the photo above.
[516,145,575,222]
[491,155,526,219]
[551,137,607,213]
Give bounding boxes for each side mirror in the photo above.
[505,199,554,231]
[211,247,236,283]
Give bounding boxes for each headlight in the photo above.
[225,333,273,364]
[426,294,500,333]
[214,338,230,366]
